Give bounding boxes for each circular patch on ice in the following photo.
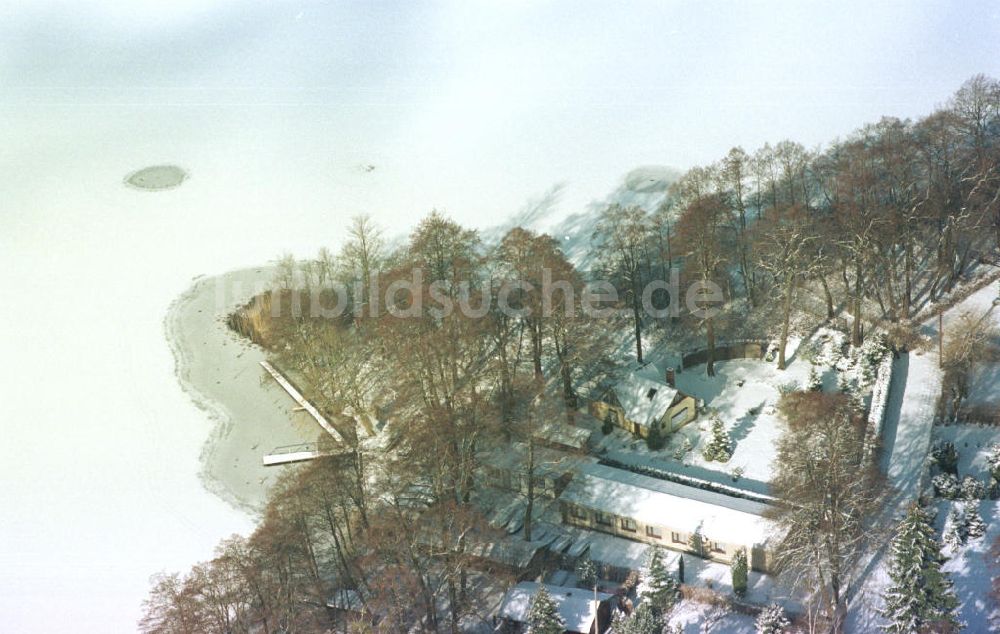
[124,165,188,191]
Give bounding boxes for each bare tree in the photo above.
[769,392,886,633]
[593,204,652,362]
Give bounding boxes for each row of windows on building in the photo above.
[568,504,727,554]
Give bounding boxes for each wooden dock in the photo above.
[259,360,344,443]
[262,442,342,466]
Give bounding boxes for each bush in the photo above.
[932,442,959,475]
[755,603,791,634]
[961,475,986,500]
[601,414,615,435]
[932,473,960,499]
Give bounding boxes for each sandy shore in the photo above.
[165,267,322,513]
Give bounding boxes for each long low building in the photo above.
[558,463,778,572]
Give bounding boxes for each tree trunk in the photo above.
[632,281,644,363]
[851,263,864,347]
[530,321,543,378]
[819,275,835,319]
[706,317,716,377]
[778,275,796,370]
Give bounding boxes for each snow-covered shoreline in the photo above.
[165,267,320,513]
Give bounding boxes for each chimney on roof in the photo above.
[665,367,676,387]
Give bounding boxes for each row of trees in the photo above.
[595,75,1000,373]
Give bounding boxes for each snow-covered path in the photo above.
[881,352,941,500]
[847,350,941,631]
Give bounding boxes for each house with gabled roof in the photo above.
[589,368,697,439]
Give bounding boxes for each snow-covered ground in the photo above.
[667,600,758,633]
[593,344,819,491]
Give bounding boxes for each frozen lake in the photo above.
[2,2,999,631]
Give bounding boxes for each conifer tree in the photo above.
[575,555,597,590]
[964,502,986,540]
[987,443,1000,480]
[702,418,732,462]
[640,547,680,618]
[610,602,661,634]
[755,603,791,634]
[807,365,822,391]
[527,586,565,634]
[646,420,666,451]
[880,505,961,633]
[942,505,966,552]
[731,547,749,598]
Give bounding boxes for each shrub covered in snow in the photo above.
[672,436,694,460]
[730,465,745,482]
[755,603,791,634]
[932,473,960,499]
[960,475,986,500]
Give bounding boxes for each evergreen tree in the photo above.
[601,410,615,435]
[964,501,986,540]
[987,443,1000,480]
[731,547,749,598]
[880,505,961,633]
[755,603,791,634]
[677,555,685,583]
[646,421,666,451]
[526,586,565,634]
[610,602,661,634]
[639,547,680,618]
[807,364,823,391]
[702,418,732,462]
[575,555,597,590]
[942,505,966,552]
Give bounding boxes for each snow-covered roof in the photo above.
[612,371,680,428]
[496,582,612,633]
[582,531,667,572]
[560,464,777,547]
[535,421,593,451]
